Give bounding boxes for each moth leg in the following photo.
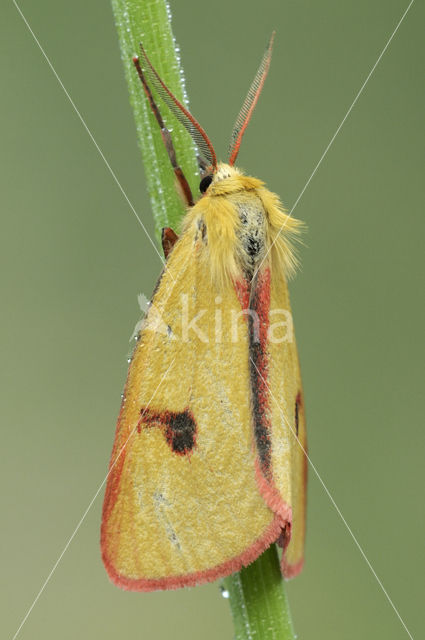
[133,56,194,207]
[161,227,179,259]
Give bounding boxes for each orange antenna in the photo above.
[139,44,217,171]
[228,32,275,166]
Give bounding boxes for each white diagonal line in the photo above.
[256,0,415,276]
[250,357,414,640]
[10,360,175,640]
[13,0,168,271]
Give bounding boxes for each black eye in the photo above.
[199,174,213,193]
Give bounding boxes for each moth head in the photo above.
[199,164,242,195]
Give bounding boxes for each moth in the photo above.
[101,34,307,591]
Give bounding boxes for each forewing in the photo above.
[101,222,278,591]
[267,267,307,577]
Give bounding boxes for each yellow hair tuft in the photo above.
[184,194,242,288]
[257,187,304,279]
[183,163,304,286]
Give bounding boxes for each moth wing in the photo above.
[101,220,281,591]
[268,268,307,576]
[248,266,307,578]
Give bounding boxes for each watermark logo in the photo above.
[130,292,293,344]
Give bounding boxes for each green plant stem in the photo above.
[111,0,198,239]
[223,545,296,640]
[111,2,296,638]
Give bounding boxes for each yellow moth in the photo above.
[101,33,307,591]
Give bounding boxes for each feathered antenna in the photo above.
[228,33,275,166]
[138,43,217,171]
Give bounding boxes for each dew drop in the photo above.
[220,586,229,599]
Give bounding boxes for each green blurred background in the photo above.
[1,1,423,638]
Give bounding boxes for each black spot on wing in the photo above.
[166,410,197,455]
[248,271,272,478]
[138,407,197,456]
[295,392,302,437]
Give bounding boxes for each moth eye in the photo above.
[199,174,213,193]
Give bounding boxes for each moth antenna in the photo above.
[228,32,275,166]
[133,56,194,207]
[138,44,217,171]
